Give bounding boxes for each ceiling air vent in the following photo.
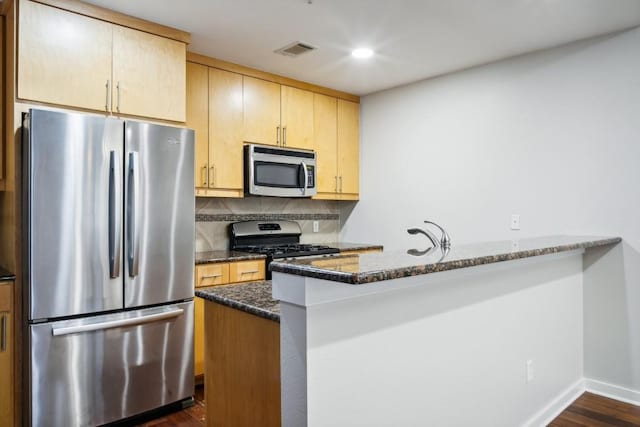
[274,41,317,57]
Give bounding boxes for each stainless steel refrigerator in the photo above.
[23,109,195,427]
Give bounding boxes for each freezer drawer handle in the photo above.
[108,151,121,278]
[51,308,184,336]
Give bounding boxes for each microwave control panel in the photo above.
[306,165,315,188]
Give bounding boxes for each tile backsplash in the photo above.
[196,197,341,251]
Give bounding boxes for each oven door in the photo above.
[246,144,316,197]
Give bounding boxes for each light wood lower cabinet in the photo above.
[18,0,186,122]
[204,301,280,427]
[193,260,266,379]
[0,282,14,426]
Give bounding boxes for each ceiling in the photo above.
[83,0,640,96]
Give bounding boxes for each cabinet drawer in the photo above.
[195,263,230,288]
[229,260,265,283]
[0,283,11,312]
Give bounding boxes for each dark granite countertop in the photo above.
[0,267,15,281]
[196,281,280,322]
[325,242,383,252]
[195,250,267,265]
[270,235,622,285]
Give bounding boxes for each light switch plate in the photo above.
[313,220,319,233]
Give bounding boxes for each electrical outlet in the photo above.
[526,359,534,383]
[313,221,319,233]
[510,214,521,230]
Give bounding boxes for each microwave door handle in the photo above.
[301,161,308,195]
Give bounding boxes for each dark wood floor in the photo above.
[549,392,640,426]
[134,389,640,426]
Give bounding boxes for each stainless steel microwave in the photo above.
[244,144,317,197]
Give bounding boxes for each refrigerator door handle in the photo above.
[51,307,184,336]
[108,151,121,278]
[127,151,140,277]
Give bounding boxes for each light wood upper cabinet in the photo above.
[313,93,338,194]
[187,64,244,197]
[243,78,314,150]
[186,62,209,188]
[209,68,244,193]
[112,26,186,122]
[18,0,186,122]
[337,99,360,198]
[243,76,280,146]
[0,282,13,426]
[281,85,314,150]
[18,0,112,112]
[314,97,360,200]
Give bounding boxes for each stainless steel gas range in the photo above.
[229,220,339,278]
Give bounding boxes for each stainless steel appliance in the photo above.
[23,109,195,427]
[244,143,317,197]
[229,220,339,278]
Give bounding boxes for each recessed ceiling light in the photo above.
[351,48,374,59]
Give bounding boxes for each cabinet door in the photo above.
[337,99,360,199]
[194,296,205,378]
[210,69,244,196]
[0,283,12,425]
[18,0,112,112]
[229,260,266,283]
[187,62,209,188]
[112,26,186,122]
[195,263,230,288]
[243,76,280,146]
[313,94,339,197]
[281,86,314,150]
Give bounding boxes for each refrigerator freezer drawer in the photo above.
[28,302,194,427]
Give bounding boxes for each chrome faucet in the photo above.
[407,220,451,250]
[423,220,451,249]
[407,227,439,248]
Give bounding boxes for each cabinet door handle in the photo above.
[240,270,260,275]
[335,176,338,193]
[276,126,280,145]
[116,81,121,113]
[0,315,6,352]
[201,273,222,280]
[201,165,208,186]
[340,176,343,193]
[209,165,215,188]
[283,126,287,146]
[105,80,110,111]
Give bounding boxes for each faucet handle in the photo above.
[423,221,451,249]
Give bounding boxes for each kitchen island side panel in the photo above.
[277,253,584,427]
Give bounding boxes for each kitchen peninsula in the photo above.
[197,235,621,426]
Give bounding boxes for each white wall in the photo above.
[341,28,640,398]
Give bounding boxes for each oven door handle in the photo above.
[300,162,308,195]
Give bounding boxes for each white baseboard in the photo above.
[585,378,640,406]
[524,379,586,427]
